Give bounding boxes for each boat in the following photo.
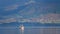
[20,25,24,31]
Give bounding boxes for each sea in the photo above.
[0,22,60,34]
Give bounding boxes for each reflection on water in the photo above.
[22,27,60,34]
[20,28,24,34]
[19,25,24,34]
[0,27,60,34]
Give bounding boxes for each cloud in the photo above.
[4,4,19,11]
[0,18,31,23]
[38,14,60,23]
[0,14,31,24]
[0,18,16,23]
[4,0,35,11]
[25,0,35,5]
[0,14,60,24]
[18,6,35,17]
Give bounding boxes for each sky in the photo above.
[0,0,60,24]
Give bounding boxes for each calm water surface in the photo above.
[0,26,60,34]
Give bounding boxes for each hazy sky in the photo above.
[0,0,60,23]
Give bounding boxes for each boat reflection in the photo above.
[19,25,24,34]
